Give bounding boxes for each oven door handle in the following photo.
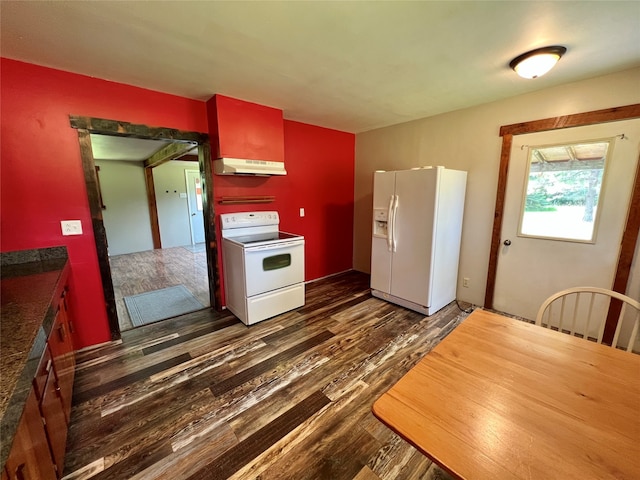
[245,240,304,252]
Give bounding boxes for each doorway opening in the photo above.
[70,116,221,340]
[94,142,207,331]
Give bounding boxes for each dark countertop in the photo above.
[1,247,69,468]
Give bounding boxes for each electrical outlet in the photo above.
[61,220,83,236]
[463,277,470,288]
[300,207,305,217]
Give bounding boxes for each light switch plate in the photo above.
[61,220,83,236]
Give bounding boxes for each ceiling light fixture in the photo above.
[509,46,567,79]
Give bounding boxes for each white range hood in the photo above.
[214,157,287,176]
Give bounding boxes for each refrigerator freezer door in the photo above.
[371,171,396,294]
[389,168,439,306]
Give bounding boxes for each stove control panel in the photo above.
[220,211,279,229]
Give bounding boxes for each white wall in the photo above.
[154,160,199,248]
[96,160,154,256]
[354,67,640,307]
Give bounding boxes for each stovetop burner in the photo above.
[226,231,302,246]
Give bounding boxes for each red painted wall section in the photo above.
[206,93,355,302]
[211,95,285,161]
[0,58,208,348]
[281,120,355,280]
[2,59,354,346]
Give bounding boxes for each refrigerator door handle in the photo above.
[387,195,394,251]
[392,195,399,252]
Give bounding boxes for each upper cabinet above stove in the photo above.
[207,95,285,175]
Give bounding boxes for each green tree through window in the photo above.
[520,140,610,242]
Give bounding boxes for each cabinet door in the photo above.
[215,95,285,161]
[33,346,53,402]
[59,290,76,421]
[59,289,76,353]
[2,391,56,480]
[40,371,67,476]
[47,296,74,423]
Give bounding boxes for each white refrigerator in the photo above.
[370,166,467,315]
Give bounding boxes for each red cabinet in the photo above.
[208,95,285,162]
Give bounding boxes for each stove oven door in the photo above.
[244,240,305,297]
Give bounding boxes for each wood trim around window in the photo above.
[485,104,640,343]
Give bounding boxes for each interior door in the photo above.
[185,170,205,244]
[494,119,640,321]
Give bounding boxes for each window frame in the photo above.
[515,137,615,244]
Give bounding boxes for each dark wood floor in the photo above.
[63,271,467,480]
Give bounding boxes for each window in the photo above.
[518,139,612,242]
[263,253,291,271]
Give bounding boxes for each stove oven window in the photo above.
[263,253,291,271]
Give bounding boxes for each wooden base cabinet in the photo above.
[47,291,75,423]
[2,391,57,480]
[2,284,76,479]
[40,365,68,475]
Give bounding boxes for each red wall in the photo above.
[1,58,208,348]
[281,120,355,280]
[208,95,355,297]
[1,59,355,348]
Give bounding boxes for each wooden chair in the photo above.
[535,286,640,352]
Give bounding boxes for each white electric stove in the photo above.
[220,211,305,325]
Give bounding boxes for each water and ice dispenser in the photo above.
[373,208,389,238]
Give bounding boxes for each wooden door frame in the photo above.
[69,116,220,340]
[484,104,640,342]
[184,169,205,245]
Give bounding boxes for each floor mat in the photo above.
[124,285,205,327]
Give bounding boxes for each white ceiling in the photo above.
[90,135,171,161]
[1,1,639,134]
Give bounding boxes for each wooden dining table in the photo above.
[372,309,640,479]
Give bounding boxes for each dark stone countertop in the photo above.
[0,247,69,468]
